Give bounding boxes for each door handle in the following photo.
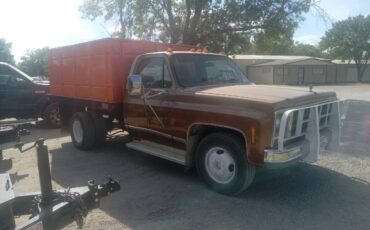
[141,89,168,99]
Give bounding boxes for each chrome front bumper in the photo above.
[264,146,303,163]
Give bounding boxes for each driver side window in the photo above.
[135,57,172,89]
[8,75,27,87]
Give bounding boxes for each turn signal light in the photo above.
[34,90,46,94]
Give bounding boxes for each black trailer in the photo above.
[0,125,120,230]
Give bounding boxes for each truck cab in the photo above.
[122,51,340,194]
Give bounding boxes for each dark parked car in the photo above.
[0,62,60,127]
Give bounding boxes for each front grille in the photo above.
[272,101,339,151]
[318,103,333,129]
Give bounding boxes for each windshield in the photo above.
[6,63,34,82]
[172,54,249,88]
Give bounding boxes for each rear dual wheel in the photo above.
[70,112,107,150]
[71,112,95,150]
[196,132,256,195]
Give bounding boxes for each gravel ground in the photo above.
[1,84,370,230]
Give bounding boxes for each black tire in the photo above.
[196,132,256,195]
[93,115,107,147]
[70,112,95,150]
[42,103,61,128]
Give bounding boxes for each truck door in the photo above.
[124,55,174,146]
[0,70,11,118]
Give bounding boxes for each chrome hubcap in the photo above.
[72,119,83,144]
[205,147,236,184]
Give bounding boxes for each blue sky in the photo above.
[294,0,370,44]
[0,0,369,61]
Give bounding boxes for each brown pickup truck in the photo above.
[50,38,340,195]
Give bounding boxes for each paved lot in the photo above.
[1,84,370,230]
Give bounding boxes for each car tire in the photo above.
[42,103,61,128]
[196,132,256,195]
[93,115,107,147]
[70,112,95,150]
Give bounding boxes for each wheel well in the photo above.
[59,103,85,131]
[59,104,115,134]
[40,101,58,117]
[186,124,246,169]
[38,101,51,117]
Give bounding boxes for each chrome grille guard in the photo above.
[276,100,341,163]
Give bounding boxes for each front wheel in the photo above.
[196,132,256,195]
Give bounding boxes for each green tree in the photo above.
[80,0,135,38]
[320,15,370,82]
[18,47,49,77]
[248,32,294,55]
[0,38,15,65]
[80,0,316,53]
[291,42,322,57]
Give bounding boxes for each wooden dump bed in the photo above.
[49,38,195,103]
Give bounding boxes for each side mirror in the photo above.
[127,75,143,96]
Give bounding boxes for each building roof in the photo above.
[331,59,358,64]
[252,57,333,66]
[253,58,310,66]
[251,57,333,66]
[232,55,312,60]
[232,55,331,66]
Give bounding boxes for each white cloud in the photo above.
[318,0,368,21]
[294,35,321,46]
[294,0,370,45]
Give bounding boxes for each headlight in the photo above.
[286,113,294,137]
[274,110,298,139]
[272,111,284,147]
[285,111,299,138]
[274,111,283,137]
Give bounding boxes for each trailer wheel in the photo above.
[94,115,107,147]
[196,132,255,195]
[70,112,95,150]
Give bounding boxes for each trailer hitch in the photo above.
[0,124,30,172]
[0,137,121,230]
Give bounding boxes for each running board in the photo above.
[126,140,186,165]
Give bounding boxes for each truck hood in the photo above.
[193,84,337,110]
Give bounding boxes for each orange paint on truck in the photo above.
[49,38,197,103]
